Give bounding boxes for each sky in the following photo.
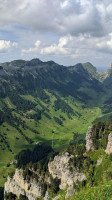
[0,0,112,71]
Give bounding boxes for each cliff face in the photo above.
[4,169,42,200]
[5,126,112,199]
[4,152,86,200]
[86,126,94,151]
[105,133,112,154]
[48,152,86,198]
[86,126,112,155]
[48,152,86,190]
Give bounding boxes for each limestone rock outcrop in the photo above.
[105,133,112,154]
[4,169,42,200]
[4,152,86,200]
[86,126,94,151]
[96,157,102,166]
[48,152,86,198]
[44,191,50,200]
[65,185,74,199]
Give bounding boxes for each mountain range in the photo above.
[0,58,112,192]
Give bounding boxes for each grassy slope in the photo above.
[68,182,112,200]
[55,149,112,200]
[0,90,111,187]
[58,182,112,200]
[67,152,112,200]
[0,92,103,186]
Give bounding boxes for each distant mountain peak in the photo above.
[46,60,57,65]
[30,58,42,64]
[82,62,97,72]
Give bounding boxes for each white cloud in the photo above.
[61,0,69,9]
[35,40,41,48]
[0,40,18,52]
[22,40,41,53]
[96,34,112,53]
[41,35,72,55]
[107,39,112,49]
[58,36,72,47]
[40,33,112,58]
[0,0,111,37]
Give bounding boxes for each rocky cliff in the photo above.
[105,133,112,154]
[5,124,112,199]
[86,126,94,151]
[48,152,86,198]
[4,152,86,199]
[4,169,42,200]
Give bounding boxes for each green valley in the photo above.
[0,58,112,199]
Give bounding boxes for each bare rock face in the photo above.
[4,169,42,200]
[96,157,103,166]
[65,185,74,199]
[4,152,86,200]
[105,133,112,154]
[86,126,94,151]
[48,152,86,198]
[44,191,50,200]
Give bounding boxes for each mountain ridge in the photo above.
[0,58,110,74]
[0,58,111,86]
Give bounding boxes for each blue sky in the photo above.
[0,0,112,71]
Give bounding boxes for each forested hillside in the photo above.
[0,58,112,192]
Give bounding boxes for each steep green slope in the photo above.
[82,62,107,82]
[68,181,112,200]
[4,118,112,200]
[82,62,100,80]
[0,93,102,187]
